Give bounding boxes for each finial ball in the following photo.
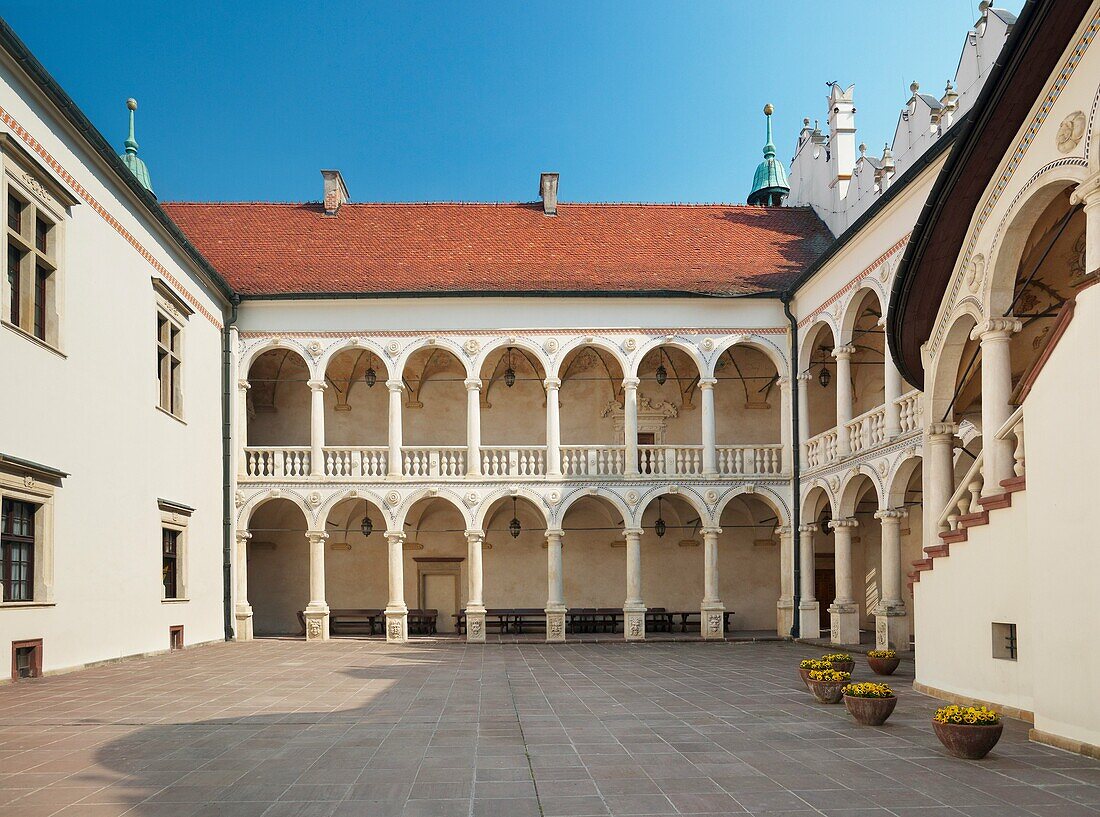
[909,81,919,94]
[126,98,138,111]
[763,103,774,116]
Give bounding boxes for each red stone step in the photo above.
[1001,476,1027,493]
[912,558,934,572]
[940,529,968,543]
[979,493,1011,511]
[959,511,990,529]
[924,544,950,558]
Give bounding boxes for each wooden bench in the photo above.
[669,610,736,633]
[296,608,438,636]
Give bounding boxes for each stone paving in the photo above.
[0,639,1098,817]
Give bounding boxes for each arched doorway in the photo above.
[717,493,784,634]
[321,496,389,635]
[245,498,309,636]
[401,496,470,634]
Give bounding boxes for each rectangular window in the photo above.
[162,528,179,599]
[169,625,184,651]
[1,498,36,602]
[992,622,1018,661]
[7,243,21,326]
[7,193,22,233]
[11,639,42,680]
[34,217,48,253]
[33,265,48,341]
[157,311,183,417]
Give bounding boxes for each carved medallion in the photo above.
[464,339,480,355]
[307,491,322,508]
[1056,111,1086,153]
[464,491,480,507]
[544,338,559,354]
[306,340,323,359]
[385,490,401,507]
[385,340,401,357]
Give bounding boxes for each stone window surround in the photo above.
[0,454,65,608]
[158,498,193,603]
[0,134,76,357]
[154,277,192,422]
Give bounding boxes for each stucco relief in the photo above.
[1057,110,1086,153]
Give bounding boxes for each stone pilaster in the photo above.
[234,530,253,641]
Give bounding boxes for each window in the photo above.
[157,311,183,417]
[169,625,184,651]
[34,265,49,341]
[162,528,179,599]
[7,193,21,231]
[992,622,1018,661]
[7,243,21,326]
[2,498,36,602]
[11,639,42,680]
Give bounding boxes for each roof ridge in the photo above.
[162,200,814,209]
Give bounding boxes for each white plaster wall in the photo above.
[0,58,228,673]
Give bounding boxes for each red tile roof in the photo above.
[161,202,832,297]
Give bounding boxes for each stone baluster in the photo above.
[828,517,859,645]
[307,379,327,476]
[303,530,330,641]
[465,529,486,642]
[797,523,819,638]
[700,526,724,639]
[387,380,404,477]
[972,318,1021,495]
[833,345,856,456]
[873,509,909,650]
[234,530,253,640]
[385,530,408,643]
[623,527,646,640]
[465,378,482,477]
[545,377,562,477]
[545,529,566,642]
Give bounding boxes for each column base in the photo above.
[701,603,725,639]
[545,606,567,643]
[828,603,859,646]
[303,605,330,641]
[798,601,821,640]
[776,597,794,638]
[873,604,910,651]
[234,604,253,641]
[624,604,646,641]
[465,606,486,643]
[385,606,408,643]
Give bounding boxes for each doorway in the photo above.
[815,568,835,632]
[416,558,462,634]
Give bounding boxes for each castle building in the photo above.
[1,0,1097,758]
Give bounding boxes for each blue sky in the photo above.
[7,2,1022,203]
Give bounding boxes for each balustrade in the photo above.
[940,451,985,531]
[324,447,388,478]
[846,405,887,454]
[480,447,547,477]
[402,447,467,478]
[804,429,839,469]
[896,390,923,434]
[560,446,626,477]
[716,445,783,476]
[636,445,705,476]
[244,447,311,478]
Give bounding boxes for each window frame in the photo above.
[2,497,36,602]
[0,136,73,354]
[153,278,192,421]
[0,456,62,608]
[158,499,191,602]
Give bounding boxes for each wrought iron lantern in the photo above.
[655,362,668,386]
[818,364,831,389]
[360,512,373,537]
[504,347,516,388]
[509,496,521,539]
[365,364,377,388]
[654,497,666,538]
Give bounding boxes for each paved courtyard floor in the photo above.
[0,640,1098,817]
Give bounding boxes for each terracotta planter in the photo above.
[867,656,900,675]
[829,659,856,674]
[844,694,897,725]
[798,668,814,689]
[808,678,846,704]
[932,720,1004,759]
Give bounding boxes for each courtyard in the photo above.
[0,641,1097,817]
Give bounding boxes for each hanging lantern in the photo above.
[504,347,516,388]
[655,363,668,386]
[654,497,666,538]
[818,363,831,389]
[365,366,377,388]
[360,514,373,537]
[509,496,521,539]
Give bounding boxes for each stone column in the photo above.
[545,528,566,642]
[775,525,794,637]
[828,518,859,645]
[465,529,486,642]
[927,422,958,536]
[797,523,820,638]
[545,377,562,477]
[387,379,404,477]
[700,526,724,639]
[465,378,482,477]
[236,379,250,477]
[1071,173,1100,275]
[797,372,811,461]
[972,318,1021,495]
[833,345,856,456]
[882,317,903,439]
[873,509,909,650]
[304,530,330,641]
[385,530,408,643]
[778,377,792,473]
[623,527,646,640]
[307,379,327,477]
[623,377,640,476]
[699,377,718,477]
[234,530,253,640]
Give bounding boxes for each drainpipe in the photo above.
[782,293,802,639]
[221,295,240,640]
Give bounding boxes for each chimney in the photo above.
[539,172,559,216]
[321,170,349,215]
[827,83,856,197]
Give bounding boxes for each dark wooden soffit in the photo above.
[887,0,1093,388]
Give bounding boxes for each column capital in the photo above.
[1070,171,1100,207]
[874,508,907,522]
[797,523,818,534]
[464,529,485,541]
[235,529,252,543]
[464,378,482,391]
[386,379,404,392]
[700,526,722,537]
[622,377,641,389]
[697,377,718,389]
[384,530,406,543]
[928,421,958,439]
[777,376,791,390]
[832,344,856,359]
[306,379,328,392]
[305,530,329,544]
[622,527,645,538]
[796,371,813,382]
[237,379,251,391]
[774,525,792,537]
[828,517,859,530]
[544,528,565,539]
[543,377,562,390]
[971,317,1021,341]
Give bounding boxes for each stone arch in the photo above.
[241,337,316,380]
[797,317,840,367]
[553,487,632,529]
[713,485,790,529]
[886,451,923,509]
[801,481,835,521]
[475,337,552,384]
[395,337,474,381]
[318,488,392,530]
[630,337,706,381]
[317,338,393,381]
[392,488,473,532]
[709,334,787,379]
[839,283,886,346]
[473,487,552,531]
[838,465,886,516]
[551,336,630,382]
[238,489,315,529]
[927,308,982,425]
[633,486,708,530]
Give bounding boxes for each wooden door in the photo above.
[423,574,458,633]
[815,569,835,633]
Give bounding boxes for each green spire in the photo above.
[119,98,154,196]
[748,103,789,206]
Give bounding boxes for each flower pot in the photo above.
[867,656,900,675]
[932,720,1004,759]
[799,668,813,689]
[808,678,846,704]
[844,694,897,725]
[829,659,856,674]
